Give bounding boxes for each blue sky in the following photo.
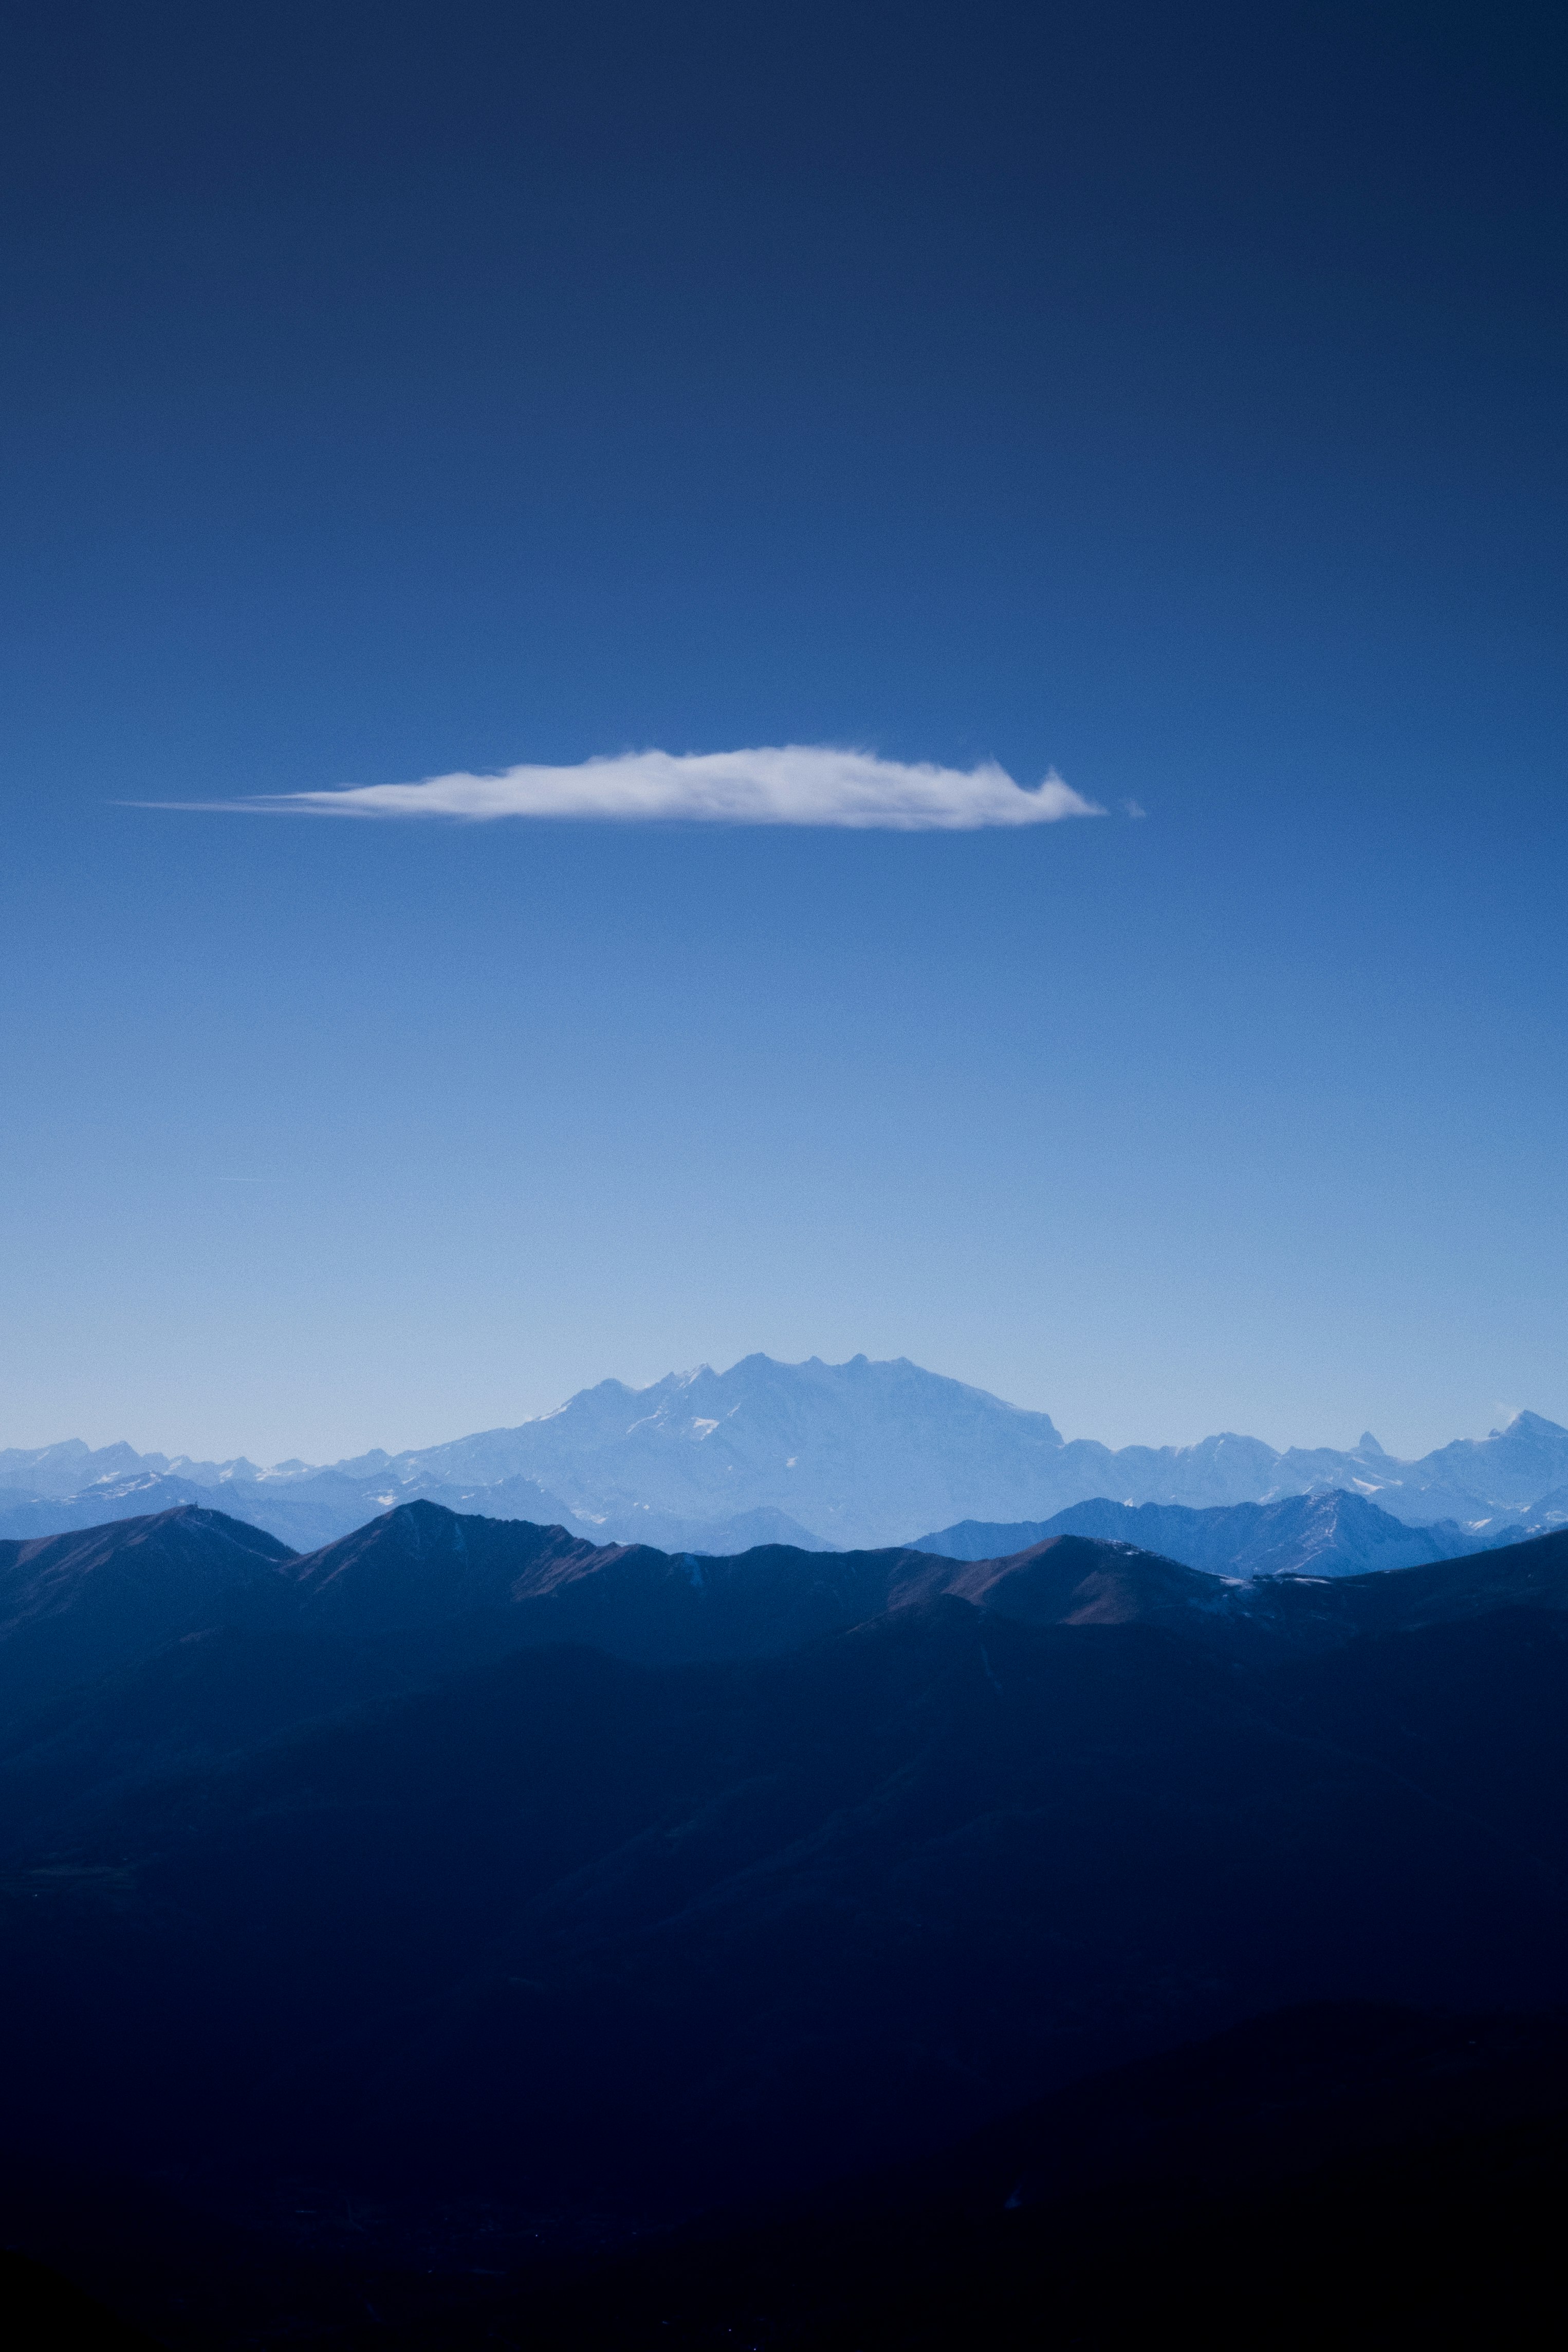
[2,2,1564,1463]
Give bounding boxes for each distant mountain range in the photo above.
[5,1353,1567,1554]
[914,1488,1508,1578]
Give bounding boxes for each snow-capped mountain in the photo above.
[911,1490,1493,1579]
[5,1358,1567,1552]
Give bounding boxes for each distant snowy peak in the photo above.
[911,1491,1492,1579]
[305,1373,1568,1549]
[0,1439,158,1498]
[370,1354,1069,1550]
[6,1366,1567,1554]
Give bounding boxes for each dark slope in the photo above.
[283,1505,1245,1663]
[5,1591,1568,2220]
[901,1521,1568,1653]
[888,1531,1231,1630]
[615,2013,1568,2349]
[14,2001,1568,2349]
[0,1506,298,1714]
[10,1497,1568,1702]
[0,2250,161,2348]
[284,1500,600,1621]
[0,1623,439,1844]
[1230,1521,1568,1647]
[0,1517,1241,1865]
[0,1499,1217,1723]
[283,1499,913,1659]
[385,2004,1568,2351]
[6,1499,1566,1744]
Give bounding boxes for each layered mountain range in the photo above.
[3,1499,1568,2266]
[5,1353,1568,1553]
[913,1487,1503,1577]
[10,1499,1568,1722]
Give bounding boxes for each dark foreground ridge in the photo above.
[3,1503,1568,2339]
[8,1497,1568,1716]
[432,2002,1568,2349]
[5,2002,1567,2346]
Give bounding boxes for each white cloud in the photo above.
[160,746,1103,831]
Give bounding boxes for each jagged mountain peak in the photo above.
[911,1489,1495,1580]
[1504,1409,1568,1437]
[7,1366,1568,1554]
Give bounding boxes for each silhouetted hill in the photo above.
[6,1502,1568,1741]
[0,1464,591,1554]
[0,1506,298,1715]
[1230,1522,1568,1648]
[0,1500,1220,1720]
[283,1505,1232,1660]
[441,2002,1568,2350]
[10,2000,1568,2347]
[2,1505,1568,2339]
[5,1578,1568,2228]
[887,1531,1230,1629]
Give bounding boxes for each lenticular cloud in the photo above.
[183,747,1102,830]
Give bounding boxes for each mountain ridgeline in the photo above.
[8,1498,1568,1720]
[5,1354,1568,1553]
[913,1487,1501,1575]
[4,1496,1568,2343]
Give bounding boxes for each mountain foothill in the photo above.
[5,1356,1568,2344]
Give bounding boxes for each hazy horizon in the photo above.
[4,4,1563,1471]
[3,1347,1555,1474]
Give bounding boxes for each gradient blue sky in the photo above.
[3,1,1564,1463]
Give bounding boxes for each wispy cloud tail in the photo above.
[141,746,1104,831]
